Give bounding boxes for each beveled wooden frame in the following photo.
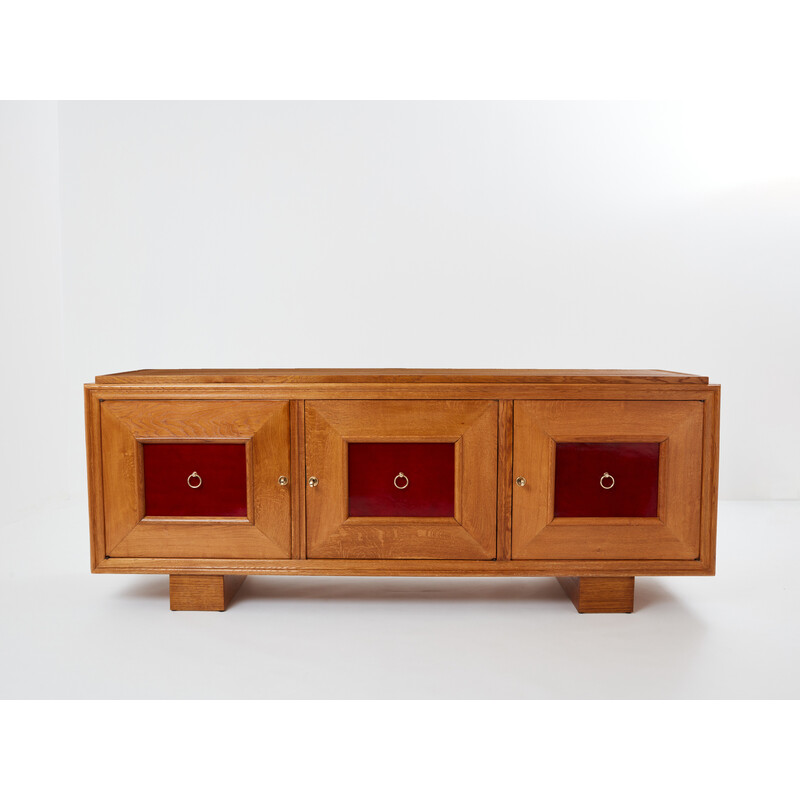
[511,400,704,560]
[304,400,498,559]
[97,399,291,559]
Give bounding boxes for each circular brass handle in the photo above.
[308,476,319,488]
[278,476,288,486]
[187,471,202,489]
[515,476,527,487]
[600,472,615,490]
[393,472,409,490]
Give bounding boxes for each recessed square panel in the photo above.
[348,442,455,517]
[554,442,659,518]
[143,443,247,517]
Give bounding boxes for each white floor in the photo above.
[0,500,797,699]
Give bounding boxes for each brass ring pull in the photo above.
[600,472,615,490]
[187,471,202,489]
[394,472,409,490]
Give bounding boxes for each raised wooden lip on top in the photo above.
[94,368,709,385]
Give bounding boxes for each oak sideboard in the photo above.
[84,369,720,613]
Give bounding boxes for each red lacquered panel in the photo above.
[554,442,660,518]
[143,443,248,517]
[348,442,455,517]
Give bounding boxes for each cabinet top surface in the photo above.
[93,369,709,385]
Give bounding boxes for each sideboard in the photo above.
[84,369,720,612]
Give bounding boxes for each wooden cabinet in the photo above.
[85,370,720,613]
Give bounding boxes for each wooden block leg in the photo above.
[169,575,247,611]
[557,577,635,613]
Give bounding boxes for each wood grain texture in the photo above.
[305,400,497,559]
[100,401,142,554]
[99,400,291,559]
[700,385,721,574]
[169,574,246,611]
[496,400,513,561]
[85,387,107,568]
[86,384,715,402]
[557,576,635,613]
[95,556,714,576]
[290,400,307,559]
[95,369,708,384]
[83,372,721,597]
[512,400,704,560]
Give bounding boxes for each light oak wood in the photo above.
[97,557,714,576]
[86,384,716,402]
[96,369,709,384]
[496,400,513,561]
[701,385,721,574]
[305,400,497,559]
[83,369,721,612]
[100,400,292,559]
[84,387,106,570]
[169,574,246,611]
[512,400,704,560]
[290,400,307,559]
[557,577,635,613]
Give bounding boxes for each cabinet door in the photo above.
[305,400,497,559]
[100,400,291,558]
[512,400,703,559]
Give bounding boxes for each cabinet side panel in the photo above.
[701,386,721,572]
[85,387,106,569]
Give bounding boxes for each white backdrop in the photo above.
[2,101,799,521]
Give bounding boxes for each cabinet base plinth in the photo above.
[557,576,635,613]
[169,575,246,611]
